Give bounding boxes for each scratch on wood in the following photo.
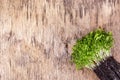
[26,0,29,20]
[42,6,47,25]
[63,0,73,23]
[96,3,99,26]
[35,13,38,26]
[79,5,83,19]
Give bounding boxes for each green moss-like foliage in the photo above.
[72,28,113,69]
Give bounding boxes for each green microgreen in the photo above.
[71,28,113,69]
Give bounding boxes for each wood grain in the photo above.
[0,0,120,80]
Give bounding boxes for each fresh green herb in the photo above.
[71,28,113,69]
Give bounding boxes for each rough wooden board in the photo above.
[0,0,120,80]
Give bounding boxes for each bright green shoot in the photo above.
[71,28,114,69]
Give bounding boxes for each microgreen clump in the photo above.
[72,28,113,69]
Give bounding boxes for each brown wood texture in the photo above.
[0,0,120,80]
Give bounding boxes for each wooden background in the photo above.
[0,0,120,80]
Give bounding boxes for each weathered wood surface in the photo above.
[0,0,120,80]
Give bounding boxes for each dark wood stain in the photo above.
[94,57,120,80]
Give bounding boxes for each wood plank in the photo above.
[0,0,120,80]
